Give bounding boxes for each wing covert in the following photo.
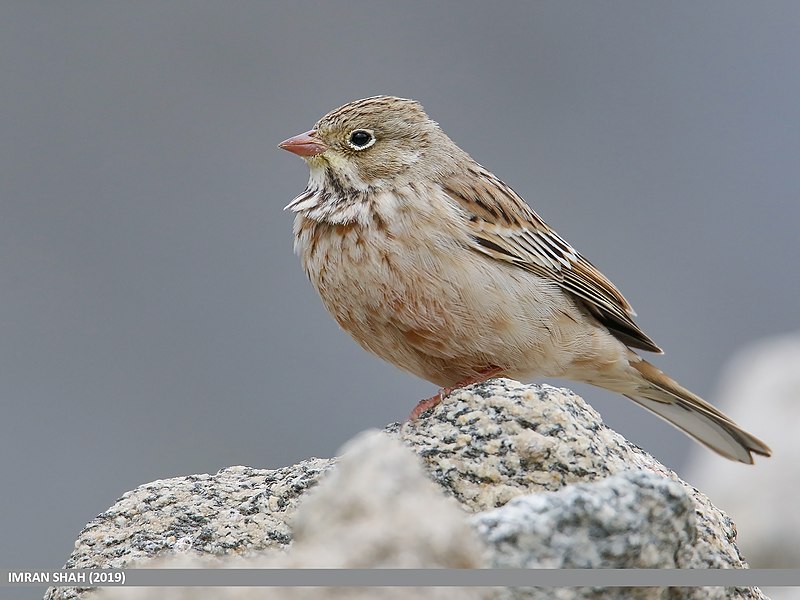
[442,167,662,353]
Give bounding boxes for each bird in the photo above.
[278,95,771,464]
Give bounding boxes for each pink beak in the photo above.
[278,130,327,157]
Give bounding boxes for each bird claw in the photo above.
[407,366,503,421]
[408,390,447,421]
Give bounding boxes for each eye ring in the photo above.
[347,129,376,150]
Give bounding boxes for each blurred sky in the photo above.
[2,1,798,585]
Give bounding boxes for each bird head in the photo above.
[279,95,451,192]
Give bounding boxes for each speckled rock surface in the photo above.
[394,380,759,575]
[75,459,333,562]
[44,459,336,600]
[475,470,696,569]
[397,380,682,505]
[474,470,711,599]
[94,431,488,600]
[283,430,483,570]
[46,380,766,600]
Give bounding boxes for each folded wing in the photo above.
[442,166,662,354]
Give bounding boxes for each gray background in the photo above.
[2,0,798,588]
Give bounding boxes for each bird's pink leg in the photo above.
[408,366,503,420]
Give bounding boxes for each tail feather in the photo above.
[627,358,771,464]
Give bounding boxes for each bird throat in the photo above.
[285,166,374,226]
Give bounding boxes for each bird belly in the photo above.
[294,214,615,387]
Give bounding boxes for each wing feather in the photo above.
[443,168,662,353]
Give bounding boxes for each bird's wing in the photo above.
[442,166,662,353]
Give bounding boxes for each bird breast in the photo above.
[291,185,587,385]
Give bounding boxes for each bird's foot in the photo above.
[407,366,503,420]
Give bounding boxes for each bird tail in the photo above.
[623,355,771,464]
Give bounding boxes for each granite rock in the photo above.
[399,380,766,600]
[46,380,767,600]
[474,470,696,569]
[396,380,752,571]
[474,470,698,600]
[93,430,488,600]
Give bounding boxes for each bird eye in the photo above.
[348,129,375,150]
